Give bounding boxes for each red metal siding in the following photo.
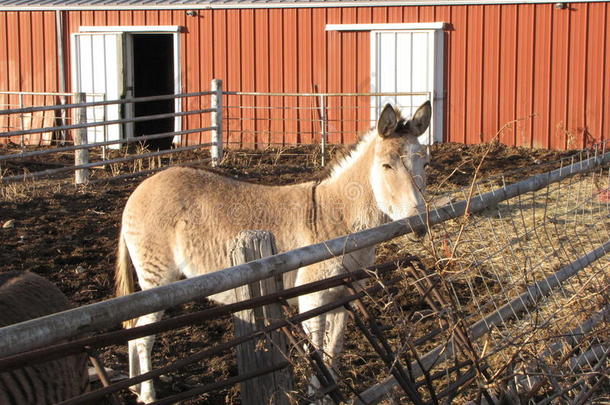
[586,2,606,147]
[297,8,314,145]
[449,6,468,145]
[0,3,608,149]
[0,10,59,144]
[498,5,517,146]
[253,9,270,146]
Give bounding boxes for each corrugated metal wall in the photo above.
[1,3,609,149]
[0,11,59,144]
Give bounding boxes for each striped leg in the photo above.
[128,253,181,404]
[299,288,347,405]
[130,310,165,403]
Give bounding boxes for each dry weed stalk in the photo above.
[398,118,538,401]
[377,115,610,403]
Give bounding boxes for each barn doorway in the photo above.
[129,34,175,150]
[71,27,182,150]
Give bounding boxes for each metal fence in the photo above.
[357,147,610,404]
[0,82,607,403]
[0,91,85,147]
[0,84,222,185]
[221,89,431,165]
[0,147,608,404]
[0,81,430,184]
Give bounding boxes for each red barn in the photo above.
[0,0,608,149]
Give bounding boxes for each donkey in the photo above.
[0,272,89,404]
[116,101,431,403]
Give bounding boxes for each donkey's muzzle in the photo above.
[405,206,427,239]
[412,225,427,239]
[406,220,427,240]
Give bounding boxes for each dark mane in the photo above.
[395,118,411,133]
[317,130,373,181]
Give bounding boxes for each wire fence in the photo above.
[0,88,220,185]
[0,81,431,184]
[0,81,607,403]
[354,147,610,404]
[221,90,431,165]
[0,146,608,404]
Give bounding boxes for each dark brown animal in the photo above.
[0,271,89,405]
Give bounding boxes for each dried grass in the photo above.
[366,160,610,403]
[1,140,608,403]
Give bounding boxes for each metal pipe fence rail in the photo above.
[0,84,432,186]
[0,91,95,147]
[218,90,432,164]
[5,256,494,404]
[0,148,609,404]
[0,82,223,185]
[0,260,415,405]
[0,260,407,372]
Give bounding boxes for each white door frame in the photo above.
[78,26,182,142]
[327,22,445,143]
[370,27,444,145]
[70,31,125,148]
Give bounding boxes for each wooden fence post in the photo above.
[74,92,89,184]
[229,230,293,405]
[210,79,223,167]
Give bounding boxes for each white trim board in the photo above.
[327,22,446,31]
[79,25,181,32]
[0,0,593,12]
[370,29,445,144]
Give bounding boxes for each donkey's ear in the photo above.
[377,104,398,138]
[406,100,432,136]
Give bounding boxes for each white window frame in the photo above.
[78,26,183,143]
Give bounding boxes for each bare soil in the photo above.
[0,142,575,404]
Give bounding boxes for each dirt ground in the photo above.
[0,142,575,404]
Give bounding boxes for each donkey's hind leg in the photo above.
[130,310,165,404]
[128,257,181,403]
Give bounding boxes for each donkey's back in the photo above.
[117,166,311,301]
[0,272,89,405]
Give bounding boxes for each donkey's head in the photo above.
[370,101,431,225]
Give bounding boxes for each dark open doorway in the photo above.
[131,34,175,150]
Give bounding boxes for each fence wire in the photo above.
[1,86,607,404]
[358,149,610,404]
[0,91,218,185]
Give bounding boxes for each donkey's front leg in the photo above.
[297,279,348,403]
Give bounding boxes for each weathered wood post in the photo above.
[210,79,223,167]
[229,230,293,405]
[74,92,90,184]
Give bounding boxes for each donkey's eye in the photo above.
[382,163,393,170]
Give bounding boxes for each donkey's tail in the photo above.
[115,227,137,329]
